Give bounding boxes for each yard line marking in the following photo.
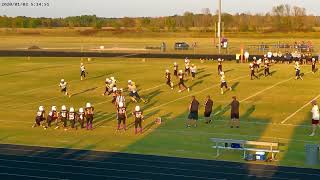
[214,71,311,116]
[0,172,66,180]
[144,75,248,113]
[281,93,320,124]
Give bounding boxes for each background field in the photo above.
[0,56,320,169]
[1,30,320,55]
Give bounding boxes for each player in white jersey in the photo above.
[190,64,197,80]
[295,61,303,80]
[184,57,191,76]
[116,88,126,108]
[59,79,70,97]
[310,100,320,136]
[128,80,147,103]
[220,72,232,95]
[80,63,87,80]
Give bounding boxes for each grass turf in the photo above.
[0,56,319,169]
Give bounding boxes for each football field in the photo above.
[0,56,319,169]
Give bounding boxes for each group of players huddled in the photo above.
[33,102,94,131]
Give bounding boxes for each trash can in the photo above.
[305,144,319,166]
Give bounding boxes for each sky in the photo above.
[0,0,319,18]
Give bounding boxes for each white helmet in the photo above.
[61,79,64,82]
[179,70,183,73]
[86,102,91,108]
[312,58,315,61]
[220,71,225,75]
[113,87,117,92]
[166,69,169,73]
[135,106,140,112]
[69,107,75,112]
[106,78,110,82]
[174,62,177,65]
[110,77,115,80]
[61,105,67,111]
[80,63,83,66]
[295,61,299,65]
[128,80,132,84]
[264,54,267,58]
[119,102,124,108]
[79,108,84,113]
[39,106,44,112]
[253,57,257,60]
[218,58,221,61]
[51,106,57,111]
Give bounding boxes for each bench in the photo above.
[210,138,280,160]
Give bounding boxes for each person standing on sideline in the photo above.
[230,96,240,128]
[310,100,320,136]
[204,96,213,124]
[187,96,199,128]
[311,58,316,74]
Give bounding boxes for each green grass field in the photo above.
[0,56,320,169]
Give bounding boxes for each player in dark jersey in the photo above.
[85,102,94,130]
[56,105,68,131]
[173,62,178,77]
[165,70,174,89]
[68,107,76,129]
[178,70,190,93]
[264,59,271,77]
[249,63,259,80]
[45,106,58,129]
[33,106,46,128]
[217,58,223,75]
[117,102,127,131]
[312,58,316,74]
[133,106,144,134]
[77,108,85,129]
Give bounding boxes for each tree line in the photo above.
[0,4,319,32]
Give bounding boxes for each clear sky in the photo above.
[0,0,319,18]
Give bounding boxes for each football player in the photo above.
[116,88,126,108]
[77,108,85,129]
[217,58,223,75]
[165,70,174,89]
[128,80,147,103]
[295,61,303,80]
[178,70,190,93]
[68,107,76,129]
[190,64,197,80]
[102,78,112,96]
[85,102,94,130]
[220,72,232,95]
[185,57,191,76]
[173,62,178,77]
[56,105,68,130]
[80,63,87,81]
[111,87,118,104]
[264,59,271,77]
[249,62,259,80]
[133,105,144,134]
[45,106,58,129]
[312,58,316,74]
[32,106,46,128]
[59,79,70,97]
[117,102,127,131]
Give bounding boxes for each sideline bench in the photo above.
[210,138,280,160]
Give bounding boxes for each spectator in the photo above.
[230,96,240,128]
[187,96,199,128]
[204,96,213,124]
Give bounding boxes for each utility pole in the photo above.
[217,0,221,54]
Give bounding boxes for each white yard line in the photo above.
[281,93,320,124]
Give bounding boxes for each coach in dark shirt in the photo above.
[204,96,213,124]
[187,96,199,128]
[230,96,240,128]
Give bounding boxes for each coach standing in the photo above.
[230,96,240,128]
[187,96,199,128]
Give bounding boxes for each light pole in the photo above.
[217,0,221,54]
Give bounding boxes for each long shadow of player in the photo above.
[189,80,203,90]
[198,73,212,80]
[231,82,240,91]
[224,69,234,74]
[270,70,277,76]
[70,87,98,97]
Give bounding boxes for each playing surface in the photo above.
[0,56,319,169]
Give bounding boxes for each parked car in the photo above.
[174,42,189,50]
